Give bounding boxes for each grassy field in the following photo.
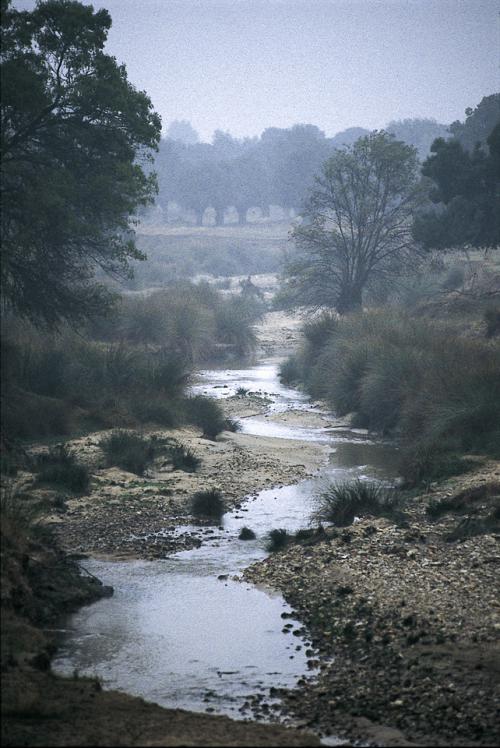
[121,223,291,289]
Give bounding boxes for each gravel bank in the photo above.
[244,463,500,746]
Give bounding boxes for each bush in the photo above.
[213,295,258,357]
[279,355,302,386]
[190,489,226,521]
[266,528,291,552]
[184,396,227,439]
[168,442,200,472]
[239,526,256,540]
[34,444,90,493]
[224,417,241,433]
[100,431,157,475]
[236,387,249,396]
[290,309,500,482]
[314,480,403,527]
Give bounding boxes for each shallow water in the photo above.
[53,359,398,722]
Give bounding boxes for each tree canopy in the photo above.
[283,132,424,313]
[1,0,161,325]
[413,102,500,251]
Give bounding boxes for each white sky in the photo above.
[14,0,500,142]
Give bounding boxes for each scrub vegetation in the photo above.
[1,280,262,443]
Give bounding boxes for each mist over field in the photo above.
[1,2,499,747]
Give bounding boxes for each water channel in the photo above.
[53,359,398,726]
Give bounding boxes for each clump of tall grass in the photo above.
[167,442,200,472]
[1,280,262,443]
[190,489,226,521]
[288,309,500,484]
[34,444,90,493]
[183,396,228,439]
[314,480,403,527]
[266,528,291,552]
[99,431,158,475]
[279,355,302,386]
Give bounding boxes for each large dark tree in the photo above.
[284,132,424,313]
[1,0,161,325]
[413,122,500,250]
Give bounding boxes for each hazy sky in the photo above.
[15,0,500,142]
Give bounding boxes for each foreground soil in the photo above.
[2,670,319,747]
[244,462,500,747]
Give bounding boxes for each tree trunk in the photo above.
[336,284,363,314]
[237,206,247,225]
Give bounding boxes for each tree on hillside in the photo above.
[1,0,161,326]
[449,94,500,152]
[283,132,424,313]
[412,123,500,250]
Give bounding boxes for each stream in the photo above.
[52,359,398,727]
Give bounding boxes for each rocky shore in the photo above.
[244,463,500,746]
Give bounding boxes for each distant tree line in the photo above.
[153,119,449,225]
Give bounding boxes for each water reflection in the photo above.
[53,360,399,721]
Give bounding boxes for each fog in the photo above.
[14,0,498,142]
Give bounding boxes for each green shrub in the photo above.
[100,431,157,475]
[290,309,500,482]
[294,526,327,546]
[302,312,339,356]
[315,480,403,527]
[190,489,226,521]
[168,442,200,472]
[266,528,291,552]
[184,396,227,439]
[213,295,257,357]
[223,417,241,433]
[34,445,90,493]
[400,445,478,487]
[279,355,302,385]
[236,387,249,396]
[239,526,256,540]
[130,396,181,427]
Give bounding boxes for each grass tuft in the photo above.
[314,480,403,527]
[266,528,291,552]
[190,488,226,521]
[100,431,157,475]
[168,442,200,472]
[34,445,90,493]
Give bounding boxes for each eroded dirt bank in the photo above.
[244,463,500,747]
